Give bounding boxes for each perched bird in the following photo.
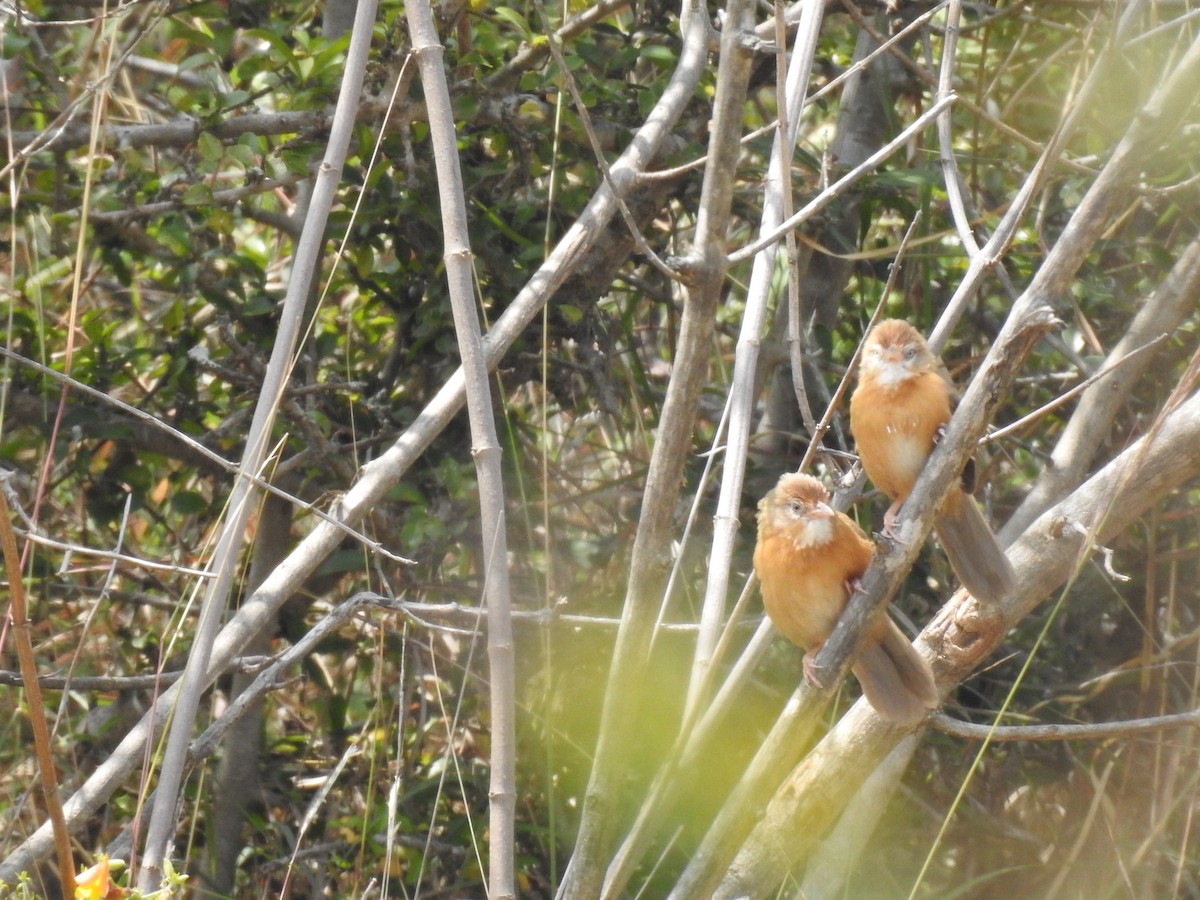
[849,319,1015,603]
[754,472,939,724]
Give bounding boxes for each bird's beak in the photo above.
[811,501,835,520]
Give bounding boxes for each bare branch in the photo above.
[556,0,758,892]
[135,0,382,887]
[932,709,1200,742]
[407,0,518,892]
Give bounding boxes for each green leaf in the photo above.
[494,7,534,42]
[181,183,213,205]
[170,490,210,515]
[196,131,224,164]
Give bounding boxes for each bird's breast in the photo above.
[887,431,930,488]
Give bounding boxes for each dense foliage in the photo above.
[2,0,1200,897]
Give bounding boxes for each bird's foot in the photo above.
[802,650,826,689]
[882,502,906,543]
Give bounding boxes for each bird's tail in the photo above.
[936,490,1015,603]
[852,618,939,725]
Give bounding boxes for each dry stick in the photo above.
[604,5,826,895]
[924,0,1076,350]
[1003,234,1200,540]
[483,0,633,91]
[642,3,942,187]
[133,0,381,889]
[10,527,216,579]
[555,0,754,894]
[3,108,335,163]
[778,1,816,439]
[683,0,824,723]
[924,4,1200,349]
[893,0,1147,353]
[933,709,1200,743]
[982,333,1169,445]
[0,0,709,878]
[80,172,307,224]
[0,346,414,567]
[528,0,676,280]
[406,0,517,894]
[0,0,710,878]
[930,0,1017,327]
[837,1,1095,179]
[0,491,75,895]
[727,96,955,266]
[933,1,979,273]
[0,657,273,691]
[650,402,734,650]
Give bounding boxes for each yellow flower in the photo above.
[74,855,109,900]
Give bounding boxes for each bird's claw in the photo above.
[882,509,906,545]
[803,651,826,689]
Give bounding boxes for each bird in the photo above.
[849,318,1015,603]
[754,472,939,724]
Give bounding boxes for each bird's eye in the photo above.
[788,500,805,516]
[904,345,918,359]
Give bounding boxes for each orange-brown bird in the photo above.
[849,319,1015,603]
[754,472,939,724]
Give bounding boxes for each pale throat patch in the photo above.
[793,513,834,549]
[870,358,916,388]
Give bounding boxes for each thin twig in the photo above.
[796,211,924,473]
[0,490,76,895]
[0,656,276,691]
[932,709,1200,742]
[0,347,415,567]
[983,333,1170,445]
[135,0,383,887]
[728,95,956,265]
[528,0,678,281]
[10,527,216,579]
